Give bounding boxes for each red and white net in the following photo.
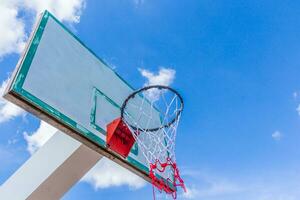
[121,86,186,199]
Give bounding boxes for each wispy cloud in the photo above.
[197,181,242,197]
[293,91,298,99]
[182,186,200,199]
[0,78,25,123]
[0,145,25,169]
[178,167,300,200]
[182,182,242,200]
[23,120,57,155]
[296,104,300,116]
[294,91,300,115]
[133,0,145,7]
[272,131,282,141]
[179,170,243,200]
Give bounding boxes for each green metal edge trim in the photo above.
[13,11,49,92]
[19,88,106,147]
[130,143,139,156]
[90,87,119,135]
[10,10,173,186]
[93,87,121,109]
[127,156,149,173]
[90,87,108,136]
[90,87,139,156]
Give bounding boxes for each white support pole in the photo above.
[0,131,102,200]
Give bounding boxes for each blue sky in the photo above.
[1,0,300,199]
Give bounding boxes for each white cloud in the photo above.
[82,157,146,189]
[139,67,176,86]
[0,0,86,58]
[22,0,86,23]
[139,67,176,101]
[0,0,86,116]
[0,78,25,123]
[272,131,282,141]
[0,0,26,58]
[23,120,57,154]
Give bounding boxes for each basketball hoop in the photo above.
[120,85,186,199]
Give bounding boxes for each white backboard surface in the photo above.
[4,11,173,188]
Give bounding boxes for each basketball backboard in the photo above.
[4,10,174,190]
